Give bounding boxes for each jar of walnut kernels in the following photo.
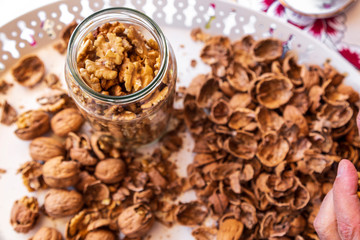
[65,8,177,146]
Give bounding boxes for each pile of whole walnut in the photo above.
[2,24,360,240]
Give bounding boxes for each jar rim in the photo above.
[66,7,168,103]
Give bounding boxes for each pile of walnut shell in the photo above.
[184,29,360,239]
[10,92,187,239]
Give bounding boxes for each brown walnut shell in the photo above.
[175,201,208,226]
[30,137,66,161]
[43,157,80,188]
[44,189,83,218]
[255,106,284,134]
[15,110,50,140]
[117,203,155,238]
[228,108,256,130]
[10,196,39,233]
[256,74,293,109]
[51,108,84,137]
[223,132,257,159]
[217,218,244,240]
[84,229,116,240]
[0,100,17,125]
[94,158,126,184]
[209,99,231,125]
[12,55,45,87]
[256,133,289,167]
[30,227,63,240]
[317,102,353,128]
[251,38,283,63]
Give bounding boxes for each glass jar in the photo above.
[65,8,177,147]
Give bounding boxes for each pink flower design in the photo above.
[337,43,360,69]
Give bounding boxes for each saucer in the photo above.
[279,0,357,18]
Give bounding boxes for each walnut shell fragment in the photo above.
[192,226,217,240]
[256,133,289,167]
[44,189,83,218]
[15,110,50,140]
[317,102,353,128]
[117,203,155,238]
[0,100,17,125]
[10,196,39,233]
[42,157,80,188]
[30,137,66,161]
[256,74,293,109]
[256,106,284,134]
[209,99,231,125]
[175,201,208,226]
[12,55,45,87]
[251,38,283,63]
[30,227,63,240]
[228,108,256,131]
[224,132,257,159]
[217,218,244,240]
[17,161,44,192]
[84,181,110,209]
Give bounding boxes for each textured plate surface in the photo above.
[0,0,359,239]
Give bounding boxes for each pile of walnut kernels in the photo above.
[1,21,360,240]
[77,22,161,95]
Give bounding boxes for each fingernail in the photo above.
[337,161,345,178]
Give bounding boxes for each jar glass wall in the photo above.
[65,8,177,146]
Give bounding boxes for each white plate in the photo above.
[0,0,359,239]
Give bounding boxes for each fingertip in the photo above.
[334,159,358,194]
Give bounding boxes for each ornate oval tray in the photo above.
[0,0,359,239]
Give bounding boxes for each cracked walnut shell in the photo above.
[117,203,155,238]
[10,196,39,233]
[15,110,50,140]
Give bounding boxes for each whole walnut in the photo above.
[30,137,65,161]
[10,196,39,233]
[94,158,126,184]
[15,110,50,140]
[44,189,84,218]
[42,157,80,188]
[117,203,154,238]
[30,227,63,240]
[84,229,116,240]
[51,108,84,137]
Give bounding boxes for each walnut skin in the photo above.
[30,137,66,161]
[117,203,155,238]
[30,227,63,240]
[44,189,84,218]
[94,158,126,184]
[51,108,84,137]
[10,196,39,233]
[42,157,80,188]
[15,110,50,140]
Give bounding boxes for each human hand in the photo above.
[314,113,360,240]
